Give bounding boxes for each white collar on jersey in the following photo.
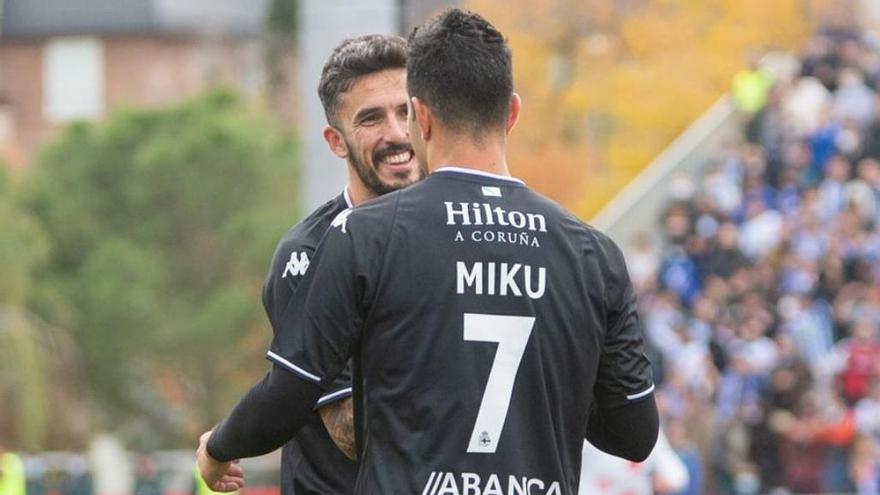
[434,166,525,185]
[343,186,354,208]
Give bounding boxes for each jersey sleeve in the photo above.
[263,236,315,337]
[315,363,353,408]
[268,208,377,390]
[593,233,654,408]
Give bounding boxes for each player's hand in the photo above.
[196,430,245,492]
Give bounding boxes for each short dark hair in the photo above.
[318,34,407,125]
[407,9,512,134]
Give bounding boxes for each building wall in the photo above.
[0,34,262,168]
[0,40,44,168]
[103,35,262,109]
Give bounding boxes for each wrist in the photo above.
[206,428,231,463]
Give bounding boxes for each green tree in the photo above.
[23,90,299,448]
[0,167,48,306]
[0,308,89,450]
[0,166,55,450]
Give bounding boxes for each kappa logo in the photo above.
[282,251,310,278]
[331,208,352,233]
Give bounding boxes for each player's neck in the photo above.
[427,132,511,178]
[345,178,377,207]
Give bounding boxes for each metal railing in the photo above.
[591,52,800,251]
[589,94,740,250]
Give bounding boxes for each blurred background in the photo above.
[2,0,880,494]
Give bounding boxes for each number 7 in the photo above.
[463,313,535,453]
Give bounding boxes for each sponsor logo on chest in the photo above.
[445,202,547,232]
[445,202,546,249]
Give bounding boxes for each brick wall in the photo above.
[0,34,264,168]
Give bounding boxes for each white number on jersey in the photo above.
[463,313,535,453]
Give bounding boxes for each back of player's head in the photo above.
[407,9,512,135]
[318,34,407,125]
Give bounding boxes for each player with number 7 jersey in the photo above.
[269,165,656,494]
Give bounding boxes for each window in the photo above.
[0,99,13,142]
[43,37,104,122]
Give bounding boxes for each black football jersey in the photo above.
[271,168,654,494]
[262,191,357,495]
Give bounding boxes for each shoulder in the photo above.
[538,190,623,261]
[526,189,630,285]
[269,196,348,275]
[522,187,619,252]
[283,195,347,245]
[332,189,404,237]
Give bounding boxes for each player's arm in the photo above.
[318,397,356,460]
[197,364,322,490]
[268,206,384,451]
[585,394,658,462]
[589,232,659,462]
[267,207,368,389]
[206,364,321,460]
[315,362,357,460]
[265,236,357,459]
[199,208,373,488]
[199,205,382,488]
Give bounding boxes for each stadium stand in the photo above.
[624,19,880,495]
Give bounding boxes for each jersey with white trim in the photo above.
[271,169,654,494]
[262,192,356,495]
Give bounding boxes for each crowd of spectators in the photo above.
[637,19,880,495]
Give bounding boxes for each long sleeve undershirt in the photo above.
[206,364,323,462]
[585,393,659,462]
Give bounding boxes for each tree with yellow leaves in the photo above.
[467,0,835,217]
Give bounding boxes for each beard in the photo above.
[416,149,429,177]
[344,137,421,196]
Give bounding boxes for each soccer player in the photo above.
[201,34,419,494]
[199,9,659,494]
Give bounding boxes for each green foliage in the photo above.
[0,168,48,306]
[0,167,85,450]
[0,310,50,450]
[22,90,299,446]
[0,166,52,448]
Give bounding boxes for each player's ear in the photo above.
[505,93,522,135]
[323,125,349,159]
[411,96,432,141]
